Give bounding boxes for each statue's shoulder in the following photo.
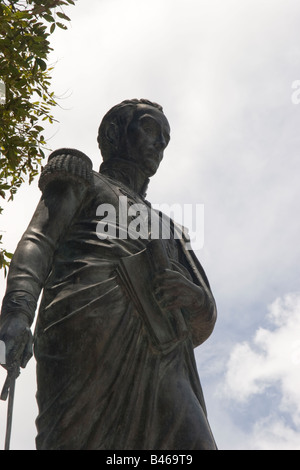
[38,148,94,192]
[92,171,124,199]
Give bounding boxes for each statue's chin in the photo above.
[142,158,161,177]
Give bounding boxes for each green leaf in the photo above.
[56,12,71,21]
[43,14,55,23]
[56,22,68,30]
[36,58,47,71]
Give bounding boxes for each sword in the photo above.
[0,329,32,450]
[1,366,20,450]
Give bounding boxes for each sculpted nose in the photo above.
[154,133,167,150]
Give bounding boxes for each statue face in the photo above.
[126,105,170,177]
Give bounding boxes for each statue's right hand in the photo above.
[0,313,33,371]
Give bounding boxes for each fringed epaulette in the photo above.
[38,148,94,192]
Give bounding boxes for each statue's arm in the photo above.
[153,268,217,347]
[0,149,93,369]
[180,238,217,347]
[184,279,217,347]
[2,182,87,319]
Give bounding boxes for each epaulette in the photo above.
[38,148,94,192]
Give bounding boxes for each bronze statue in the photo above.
[0,99,217,450]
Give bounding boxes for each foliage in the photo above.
[0,0,75,275]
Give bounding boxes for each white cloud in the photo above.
[249,416,300,451]
[221,292,300,449]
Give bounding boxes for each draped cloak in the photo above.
[1,150,217,450]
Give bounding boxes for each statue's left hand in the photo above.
[0,313,33,371]
[153,269,209,315]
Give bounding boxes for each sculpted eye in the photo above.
[140,116,159,134]
[142,122,157,135]
[139,115,170,146]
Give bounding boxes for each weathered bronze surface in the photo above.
[0,99,217,450]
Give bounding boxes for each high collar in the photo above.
[99,158,150,198]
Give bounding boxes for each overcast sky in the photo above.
[1,0,300,450]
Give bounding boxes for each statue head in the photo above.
[97,99,170,177]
